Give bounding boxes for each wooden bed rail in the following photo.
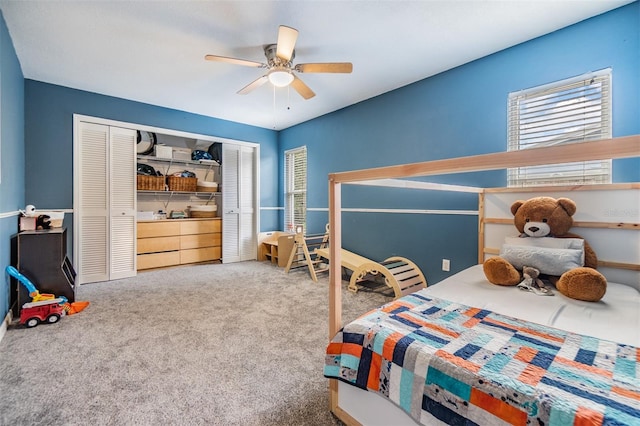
[483,218,639,230]
[328,135,639,184]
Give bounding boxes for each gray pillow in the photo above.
[504,236,584,250]
[500,244,585,276]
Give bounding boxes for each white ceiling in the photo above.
[0,0,632,130]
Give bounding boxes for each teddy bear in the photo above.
[482,196,607,302]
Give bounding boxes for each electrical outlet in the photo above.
[442,259,450,272]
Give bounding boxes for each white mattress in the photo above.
[423,264,640,346]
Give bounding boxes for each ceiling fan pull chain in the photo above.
[273,84,277,129]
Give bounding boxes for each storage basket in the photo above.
[167,176,197,192]
[196,180,218,193]
[137,175,165,191]
[189,205,217,218]
[189,210,217,218]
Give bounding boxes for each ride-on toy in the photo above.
[19,298,67,328]
[6,266,68,328]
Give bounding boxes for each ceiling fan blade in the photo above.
[295,62,353,73]
[205,54,265,68]
[237,76,269,95]
[276,25,298,62]
[290,75,315,100]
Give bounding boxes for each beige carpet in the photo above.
[0,261,389,425]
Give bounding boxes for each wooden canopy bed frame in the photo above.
[325,135,640,425]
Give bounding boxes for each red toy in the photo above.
[19,298,66,328]
[6,265,88,327]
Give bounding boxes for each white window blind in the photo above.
[507,69,612,187]
[284,146,307,233]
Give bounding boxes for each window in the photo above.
[507,69,612,187]
[284,146,307,233]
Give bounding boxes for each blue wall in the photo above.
[24,80,280,232]
[0,10,24,319]
[1,3,638,321]
[279,2,640,285]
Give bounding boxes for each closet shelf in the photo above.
[136,155,220,167]
[137,190,221,196]
[137,155,220,181]
[137,190,218,210]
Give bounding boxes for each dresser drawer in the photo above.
[180,247,221,264]
[180,233,221,250]
[137,236,180,254]
[138,221,181,238]
[180,219,221,235]
[136,219,221,270]
[137,251,181,270]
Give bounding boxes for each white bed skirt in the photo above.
[338,381,435,425]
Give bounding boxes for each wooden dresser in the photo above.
[137,218,221,270]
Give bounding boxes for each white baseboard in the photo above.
[0,310,12,344]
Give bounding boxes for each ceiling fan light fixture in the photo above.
[268,68,294,87]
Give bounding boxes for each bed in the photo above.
[323,135,640,425]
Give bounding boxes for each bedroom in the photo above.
[0,1,639,424]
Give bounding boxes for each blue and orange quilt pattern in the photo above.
[325,292,640,425]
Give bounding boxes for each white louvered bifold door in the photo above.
[222,144,257,263]
[77,122,109,283]
[109,127,137,279]
[76,121,136,284]
[222,145,240,263]
[239,145,256,261]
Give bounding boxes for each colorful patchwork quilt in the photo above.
[325,292,640,425]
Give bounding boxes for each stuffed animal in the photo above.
[517,266,553,296]
[483,196,607,302]
[36,214,51,230]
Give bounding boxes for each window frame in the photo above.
[284,146,307,233]
[507,68,612,187]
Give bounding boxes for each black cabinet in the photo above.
[10,228,76,316]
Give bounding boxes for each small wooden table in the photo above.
[258,232,295,268]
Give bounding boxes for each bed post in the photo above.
[328,175,342,412]
[478,191,485,264]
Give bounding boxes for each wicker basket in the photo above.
[189,205,217,218]
[196,181,218,193]
[189,210,217,218]
[189,204,218,218]
[137,175,165,191]
[167,176,197,192]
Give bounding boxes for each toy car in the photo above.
[19,298,66,328]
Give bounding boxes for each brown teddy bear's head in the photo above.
[510,196,576,237]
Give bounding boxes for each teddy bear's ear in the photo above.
[510,200,525,216]
[557,198,577,216]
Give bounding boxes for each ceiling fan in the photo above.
[205,25,353,100]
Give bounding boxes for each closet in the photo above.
[73,115,259,284]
